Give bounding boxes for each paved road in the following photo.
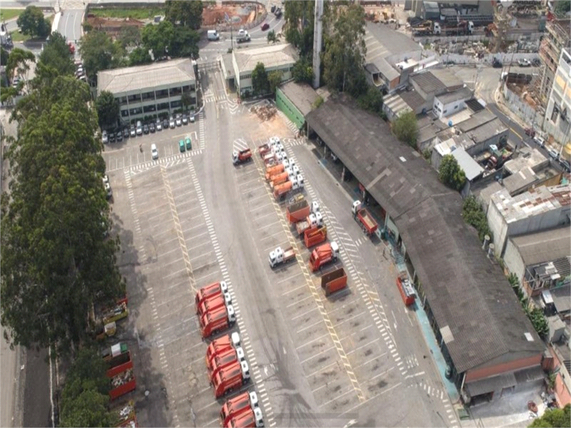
[104,65,459,428]
[58,8,82,46]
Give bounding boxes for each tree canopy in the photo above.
[17,6,50,38]
[438,154,467,191]
[165,0,203,30]
[267,30,278,44]
[96,91,120,130]
[142,20,174,58]
[462,196,492,241]
[357,87,383,116]
[118,25,142,49]
[1,73,124,356]
[284,1,316,58]
[79,31,124,84]
[129,47,152,67]
[252,62,269,96]
[392,111,418,147]
[322,4,367,97]
[37,32,76,78]
[529,404,570,427]
[268,70,283,94]
[292,57,313,85]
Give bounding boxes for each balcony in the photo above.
[546,20,571,47]
[540,40,560,72]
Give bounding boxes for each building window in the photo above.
[118,96,127,105]
[129,107,142,115]
[157,102,170,111]
[182,85,191,93]
[242,74,251,80]
[121,109,129,117]
[127,94,141,103]
[142,91,155,101]
[156,89,169,99]
[170,100,182,109]
[143,104,156,113]
[551,104,559,122]
[169,87,182,97]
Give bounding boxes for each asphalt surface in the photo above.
[104,64,460,427]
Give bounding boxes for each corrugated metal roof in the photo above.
[510,227,571,266]
[451,147,484,181]
[234,43,298,75]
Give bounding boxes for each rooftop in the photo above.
[279,81,319,117]
[411,68,464,95]
[502,166,538,195]
[233,43,298,74]
[457,109,497,133]
[451,147,485,181]
[490,184,571,224]
[98,58,195,94]
[436,87,473,105]
[306,94,544,373]
[510,227,571,267]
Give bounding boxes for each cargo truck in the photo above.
[200,303,236,338]
[195,281,228,308]
[309,241,339,272]
[269,172,289,187]
[265,164,284,181]
[213,360,250,398]
[304,226,327,248]
[320,267,348,296]
[102,342,128,362]
[225,407,264,428]
[233,149,252,164]
[220,391,263,428]
[197,292,232,318]
[296,212,324,237]
[109,366,136,400]
[268,246,296,268]
[352,201,378,236]
[396,273,416,306]
[258,143,271,157]
[286,199,310,223]
[208,345,246,382]
[273,181,292,200]
[206,332,241,368]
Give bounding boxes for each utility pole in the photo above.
[312,0,324,89]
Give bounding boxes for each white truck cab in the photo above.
[207,30,220,41]
[227,304,236,323]
[240,360,250,380]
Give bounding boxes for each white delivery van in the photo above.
[207,30,220,41]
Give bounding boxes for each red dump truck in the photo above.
[321,267,348,296]
[352,201,378,236]
[206,332,241,368]
[195,281,228,311]
[213,360,250,398]
[197,292,232,318]
[220,391,263,428]
[208,344,245,382]
[304,226,327,248]
[296,212,324,237]
[233,149,252,165]
[268,246,296,268]
[396,273,416,306]
[200,303,236,338]
[309,241,340,272]
[265,164,285,181]
[108,355,136,400]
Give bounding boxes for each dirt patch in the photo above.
[86,16,145,37]
[202,3,262,26]
[250,100,277,121]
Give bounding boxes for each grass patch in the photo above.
[0,9,24,21]
[9,31,31,43]
[88,7,164,20]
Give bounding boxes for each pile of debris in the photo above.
[250,100,276,121]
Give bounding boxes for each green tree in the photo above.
[170,26,200,58]
[462,196,492,241]
[357,87,383,115]
[252,62,269,95]
[292,57,313,84]
[1,75,124,356]
[0,86,19,105]
[554,0,570,17]
[267,30,278,44]
[181,91,193,111]
[17,6,50,38]
[438,154,467,191]
[284,1,316,57]
[118,25,141,48]
[165,0,203,29]
[529,404,571,427]
[0,47,9,66]
[142,21,174,58]
[79,31,124,84]
[393,111,418,147]
[129,47,152,66]
[268,70,283,94]
[6,48,36,81]
[322,4,367,96]
[96,91,120,130]
[527,308,549,338]
[60,389,113,427]
[37,32,75,78]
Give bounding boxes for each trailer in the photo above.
[273,181,294,200]
[195,281,228,309]
[213,360,250,398]
[352,201,378,236]
[200,303,236,338]
[304,226,327,248]
[102,342,128,362]
[109,367,136,400]
[309,242,339,272]
[268,246,296,268]
[296,212,324,238]
[206,332,241,368]
[320,267,348,296]
[396,273,416,307]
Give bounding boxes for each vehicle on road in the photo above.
[185,137,192,150]
[206,332,241,368]
[304,225,327,248]
[195,281,229,308]
[116,130,123,142]
[207,29,220,41]
[396,273,416,306]
[492,58,502,68]
[123,128,130,139]
[547,146,559,159]
[151,143,159,160]
[269,172,289,188]
[517,58,531,67]
[207,344,245,382]
[197,291,232,318]
[321,267,348,296]
[102,130,108,144]
[170,116,176,129]
[268,246,296,268]
[525,127,536,137]
[237,29,251,43]
[149,122,156,133]
[265,163,285,180]
[103,175,112,199]
[108,132,115,143]
[182,114,189,125]
[143,124,149,134]
[176,115,182,127]
[199,303,236,338]
[156,119,162,131]
[136,121,143,136]
[130,125,136,138]
[533,136,545,147]
[190,114,195,123]
[559,158,570,172]
[261,23,269,31]
[179,140,186,153]
[233,148,252,164]
[212,360,250,398]
[220,391,264,428]
[296,212,324,238]
[309,241,339,272]
[352,200,379,236]
[163,118,170,129]
[286,199,311,223]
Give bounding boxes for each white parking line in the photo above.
[332,311,367,328]
[158,236,181,247]
[253,210,278,222]
[346,337,381,356]
[306,360,339,378]
[257,220,281,231]
[186,241,212,252]
[194,401,218,413]
[281,283,308,296]
[370,366,395,381]
[241,187,265,196]
[276,271,304,285]
[194,270,220,284]
[249,202,273,214]
[160,246,182,258]
[296,333,330,351]
[353,355,382,370]
[177,206,202,217]
[299,345,336,365]
[296,319,324,334]
[286,294,315,309]
[246,192,270,203]
[189,251,214,263]
[146,210,173,222]
[291,306,319,321]
[259,229,285,243]
[182,223,208,233]
[163,267,187,279]
[319,388,354,409]
[238,176,261,187]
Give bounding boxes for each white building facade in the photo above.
[543,49,571,156]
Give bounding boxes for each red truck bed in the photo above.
[321,268,348,296]
[356,209,378,235]
[109,369,136,400]
[396,274,416,306]
[286,200,310,223]
[304,226,327,248]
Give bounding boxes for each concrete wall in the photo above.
[433,97,465,119]
[465,354,543,383]
[275,87,304,129]
[502,84,542,129]
[435,52,541,66]
[503,238,526,285]
[486,198,509,255]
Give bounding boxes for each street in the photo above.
[104,64,460,427]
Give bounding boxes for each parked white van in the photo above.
[207,30,220,41]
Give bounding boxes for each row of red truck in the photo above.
[193,281,265,427]
[259,138,304,200]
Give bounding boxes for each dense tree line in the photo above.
[1,33,124,357]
